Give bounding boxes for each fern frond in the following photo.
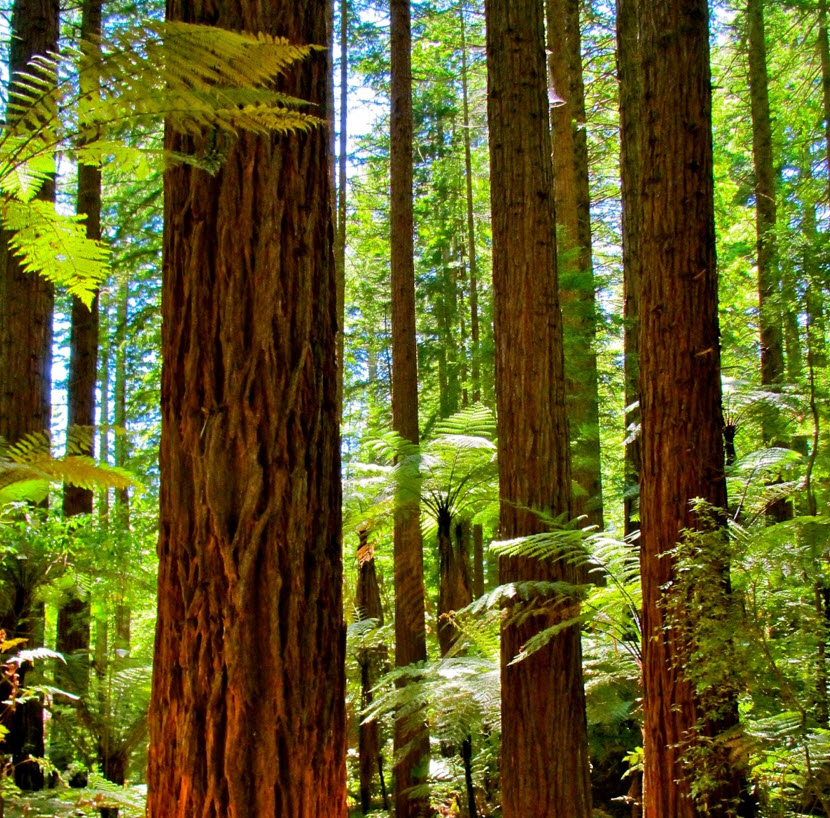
[2,199,109,306]
[0,432,139,508]
[0,23,322,301]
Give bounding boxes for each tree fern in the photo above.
[1,23,321,305]
[0,430,137,508]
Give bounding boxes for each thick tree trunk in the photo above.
[389,1,430,814]
[357,529,384,816]
[0,0,56,450]
[616,0,642,539]
[639,1,748,815]
[546,0,604,529]
[485,0,591,814]
[0,0,59,791]
[145,2,346,815]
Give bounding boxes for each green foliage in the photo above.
[0,430,137,508]
[1,22,320,304]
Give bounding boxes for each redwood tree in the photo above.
[485,0,591,813]
[389,0,430,815]
[639,0,747,814]
[55,0,103,715]
[616,0,642,539]
[145,2,346,814]
[0,0,59,790]
[546,0,604,529]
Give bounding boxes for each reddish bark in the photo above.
[639,0,747,814]
[0,0,59,791]
[146,2,346,815]
[616,0,642,538]
[390,0,430,814]
[546,0,604,529]
[485,0,591,813]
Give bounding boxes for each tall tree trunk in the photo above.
[616,0,642,539]
[485,0,591,814]
[0,0,59,791]
[336,0,348,424]
[546,0,604,529]
[639,0,748,814]
[145,1,346,814]
[459,1,480,405]
[357,528,385,816]
[748,0,791,524]
[389,1,430,815]
[820,0,830,206]
[55,0,103,726]
[747,0,785,419]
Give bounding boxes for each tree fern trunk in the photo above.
[357,528,384,816]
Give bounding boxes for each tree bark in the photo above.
[55,0,102,724]
[819,0,830,206]
[747,0,785,396]
[484,0,591,813]
[546,0,604,529]
[436,509,472,657]
[389,0,430,814]
[0,0,59,791]
[145,1,346,814]
[639,1,748,814]
[616,0,642,539]
[336,0,348,425]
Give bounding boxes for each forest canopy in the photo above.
[0,0,828,816]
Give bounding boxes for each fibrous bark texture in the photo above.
[146,1,346,815]
[485,0,591,813]
[0,0,58,791]
[0,0,57,449]
[389,0,430,814]
[639,1,746,814]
